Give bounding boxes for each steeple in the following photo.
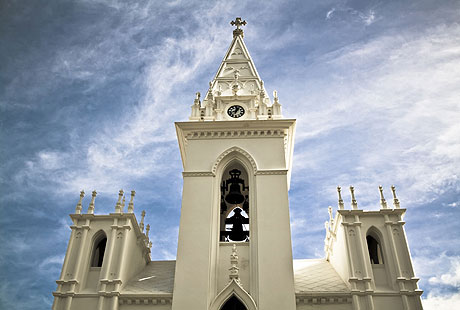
[190,18,282,121]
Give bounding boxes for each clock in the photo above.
[227,105,245,118]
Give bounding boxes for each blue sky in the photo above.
[1,0,459,309]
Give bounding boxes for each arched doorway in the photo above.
[220,295,247,310]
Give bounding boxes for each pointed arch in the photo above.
[210,280,257,310]
[90,230,107,267]
[212,146,258,176]
[366,227,385,265]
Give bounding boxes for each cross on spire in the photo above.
[230,17,247,38]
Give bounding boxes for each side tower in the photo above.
[52,190,151,310]
[172,19,297,310]
[324,186,423,310]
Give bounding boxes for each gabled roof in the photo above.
[293,259,350,293]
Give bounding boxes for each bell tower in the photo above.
[172,18,297,310]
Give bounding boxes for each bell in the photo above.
[224,169,246,205]
[225,182,245,204]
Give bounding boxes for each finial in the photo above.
[229,244,240,283]
[195,92,200,100]
[121,195,126,212]
[128,190,135,213]
[324,220,329,231]
[391,185,400,208]
[140,210,146,232]
[115,189,123,213]
[230,17,247,38]
[379,186,388,209]
[350,186,358,209]
[146,224,150,239]
[75,190,85,214]
[337,186,344,209]
[328,206,334,227]
[273,90,278,99]
[87,190,97,214]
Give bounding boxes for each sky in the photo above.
[0,0,459,309]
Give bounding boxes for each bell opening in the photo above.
[220,163,250,242]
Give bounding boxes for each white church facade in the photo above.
[52,18,423,310]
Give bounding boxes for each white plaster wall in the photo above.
[255,174,296,310]
[185,137,287,171]
[328,216,351,287]
[171,176,215,310]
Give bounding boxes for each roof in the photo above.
[122,259,349,295]
[293,259,350,293]
[122,260,176,294]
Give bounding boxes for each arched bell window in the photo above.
[220,163,250,242]
[91,232,107,267]
[366,234,384,264]
[220,295,247,310]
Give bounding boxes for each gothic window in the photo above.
[366,235,384,264]
[91,233,107,267]
[220,295,247,310]
[220,164,250,242]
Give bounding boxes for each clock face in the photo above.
[227,105,245,118]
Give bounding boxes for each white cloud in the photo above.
[326,8,335,20]
[428,256,460,287]
[423,292,460,310]
[290,23,460,206]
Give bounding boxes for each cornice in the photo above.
[182,171,214,177]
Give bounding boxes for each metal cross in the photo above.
[230,17,247,30]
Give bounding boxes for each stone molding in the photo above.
[212,146,258,175]
[295,295,352,305]
[255,169,288,175]
[185,129,285,140]
[182,171,214,177]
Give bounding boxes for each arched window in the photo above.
[91,233,107,267]
[220,295,247,310]
[366,235,384,264]
[220,164,250,242]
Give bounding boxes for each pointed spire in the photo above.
[379,186,388,209]
[328,206,334,227]
[87,190,97,214]
[75,190,85,214]
[128,190,135,213]
[145,224,150,239]
[229,244,240,283]
[350,186,358,210]
[230,17,247,38]
[114,189,123,213]
[140,210,146,232]
[121,195,126,212]
[337,186,344,209]
[391,185,400,208]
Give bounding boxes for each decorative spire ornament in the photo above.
[121,196,126,213]
[75,190,85,214]
[337,186,344,210]
[350,186,358,210]
[115,189,124,213]
[328,206,334,227]
[391,185,400,208]
[229,244,240,283]
[146,224,150,239]
[230,17,247,38]
[379,186,388,209]
[87,190,97,214]
[128,190,135,213]
[140,210,146,232]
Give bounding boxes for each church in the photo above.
[52,18,424,310]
